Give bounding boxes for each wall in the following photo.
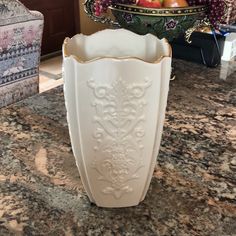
[79,1,108,35]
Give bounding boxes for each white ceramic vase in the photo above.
[63,29,172,208]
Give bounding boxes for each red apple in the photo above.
[162,0,188,7]
[137,0,162,8]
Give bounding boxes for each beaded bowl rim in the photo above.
[110,3,207,16]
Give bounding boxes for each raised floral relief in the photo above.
[88,77,152,198]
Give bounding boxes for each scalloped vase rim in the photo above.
[63,28,172,64]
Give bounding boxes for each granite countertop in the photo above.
[0,59,236,236]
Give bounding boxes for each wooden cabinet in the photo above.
[20,0,79,55]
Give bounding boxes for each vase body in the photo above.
[63,29,172,208]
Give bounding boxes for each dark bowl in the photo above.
[84,1,207,41]
[110,4,207,41]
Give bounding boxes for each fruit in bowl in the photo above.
[163,0,189,7]
[137,0,162,8]
[137,0,189,8]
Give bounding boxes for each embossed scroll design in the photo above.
[88,77,152,199]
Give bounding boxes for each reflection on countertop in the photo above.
[0,59,235,236]
[220,57,236,80]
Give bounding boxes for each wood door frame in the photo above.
[41,0,80,59]
[20,0,80,55]
[74,0,80,34]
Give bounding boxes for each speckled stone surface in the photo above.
[0,59,236,236]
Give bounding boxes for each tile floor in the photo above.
[39,56,63,93]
